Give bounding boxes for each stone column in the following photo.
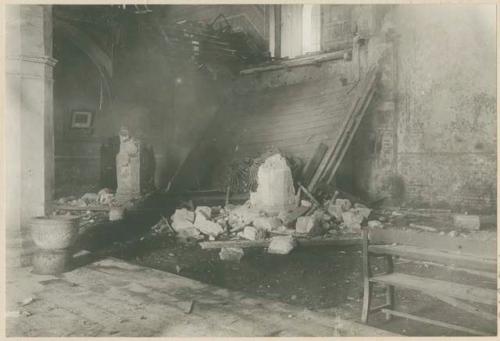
[5,5,56,267]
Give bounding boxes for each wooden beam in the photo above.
[368,244,496,272]
[427,293,497,322]
[380,309,491,336]
[368,228,496,258]
[370,273,496,305]
[199,236,361,250]
[239,49,348,75]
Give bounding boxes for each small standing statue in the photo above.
[115,126,141,202]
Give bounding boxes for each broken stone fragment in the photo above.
[295,214,322,236]
[171,219,195,231]
[253,216,282,231]
[194,214,224,237]
[274,225,295,235]
[355,207,372,219]
[336,199,352,212]
[368,220,384,229]
[278,205,310,226]
[241,226,267,241]
[453,214,480,231]
[176,226,202,241]
[268,235,297,255]
[171,208,195,224]
[228,204,261,230]
[327,202,344,222]
[81,193,98,203]
[342,210,364,231]
[195,206,212,220]
[219,247,244,262]
[300,200,312,208]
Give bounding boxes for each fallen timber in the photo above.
[199,236,361,250]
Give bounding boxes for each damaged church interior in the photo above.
[4,3,497,337]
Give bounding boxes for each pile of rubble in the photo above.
[55,188,115,207]
[159,153,378,261]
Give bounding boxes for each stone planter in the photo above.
[32,249,71,275]
[30,216,79,250]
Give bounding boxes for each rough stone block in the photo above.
[368,220,384,229]
[356,207,372,219]
[219,247,244,262]
[295,216,322,236]
[342,210,364,231]
[81,193,98,203]
[327,202,344,222]
[253,216,282,231]
[194,214,224,237]
[195,206,212,220]
[267,236,296,255]
[278,206,310,226]
[171,208,195,224]
[176,226,202,240]
[453,214,480,230]
[335,199,352,212]
[228,204,261,230]
[300,200,312,208]
[241,226,267,240]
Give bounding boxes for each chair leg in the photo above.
[385,255,394,321]
[385,285,395,321]
[362,280,373,323]
[361,228,372,323]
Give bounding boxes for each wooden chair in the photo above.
[361,227,497,336]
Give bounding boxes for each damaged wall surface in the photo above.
[52,5,496,213]
[352,5,496,212]
[53,6,230,196]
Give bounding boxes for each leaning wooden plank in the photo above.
[370,273,496,305]
[368,228,496,258]
[368,244,496,272]
[306,75,368,192]
[302,143,328,186]
[325,78,377,185]
[380,309,491,336]
[199,237,361,250]
[308,67,378,192]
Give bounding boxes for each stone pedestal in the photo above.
[5,5,56,267]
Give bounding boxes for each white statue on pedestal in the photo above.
[115,126,141,202]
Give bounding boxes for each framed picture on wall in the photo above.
[71,110,93,128]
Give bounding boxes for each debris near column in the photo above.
[170,208,201,241]
[253,216,282,232]
[295,213,323,236]
[239,226,267,241]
